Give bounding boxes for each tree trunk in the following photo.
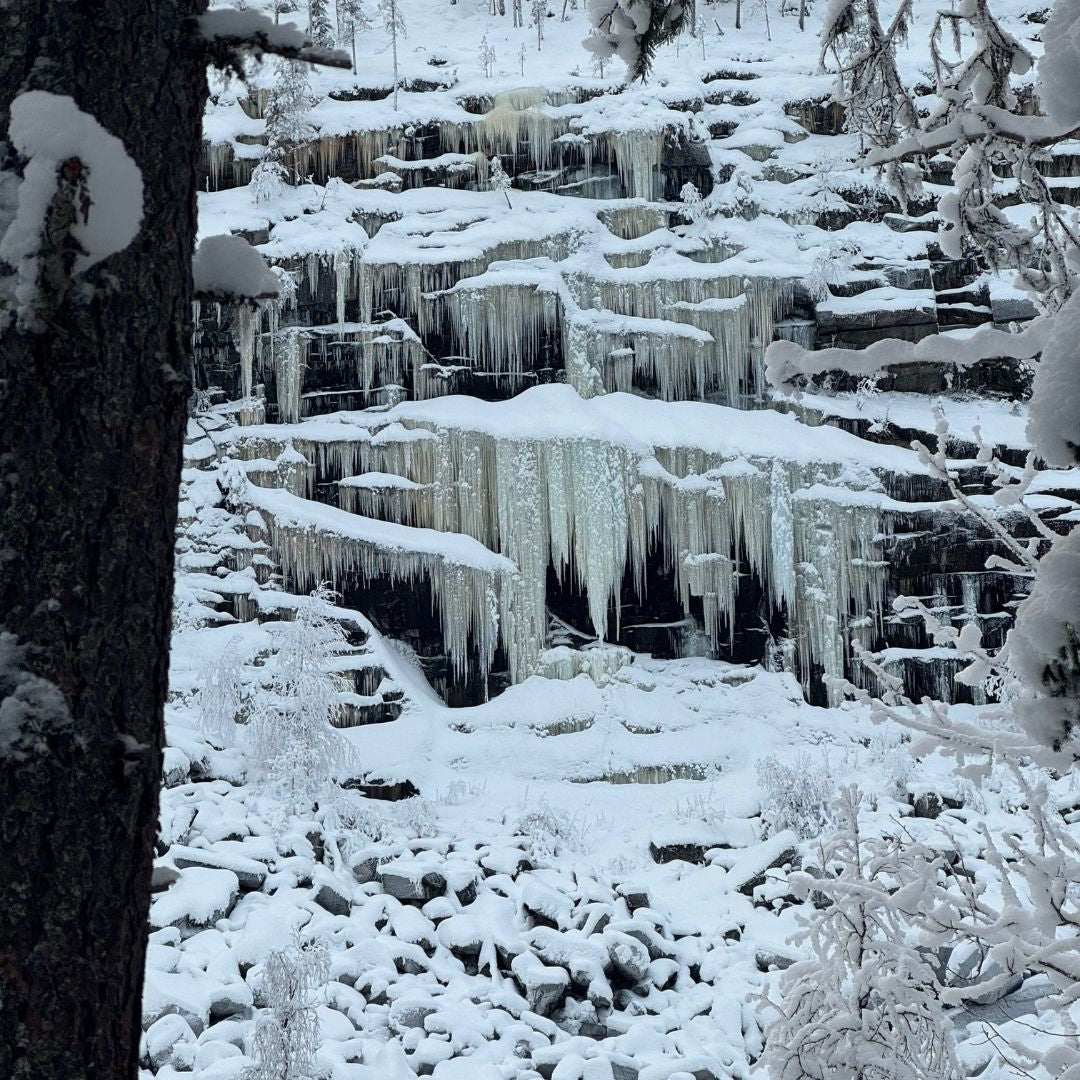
[0,1,206,1077]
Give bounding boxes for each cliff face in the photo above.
[186,0,1076,708]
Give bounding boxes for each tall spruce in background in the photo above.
[309,0,335,46]
[379,0,407,108]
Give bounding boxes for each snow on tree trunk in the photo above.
[0,2,205,1076]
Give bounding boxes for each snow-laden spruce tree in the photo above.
[246,584,353,816]
[245,936,330,1080]
[759,789,959,1080]
[583,0,688,80]
[251,57,315,200]
[309,0,334,46]
[378,0,407,109]
[818,0,921,207]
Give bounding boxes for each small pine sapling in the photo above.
[478,32,497,77]
[254,57,315,196]
[489,155,513,208]
[519,41,527,74]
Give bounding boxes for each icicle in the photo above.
[609,131,665,200]
[333,250,349,331]
[276,327,305,424]
[234,305,256,403]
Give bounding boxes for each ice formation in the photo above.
[221,387,922,698]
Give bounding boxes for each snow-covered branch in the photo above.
[199,8,352,70]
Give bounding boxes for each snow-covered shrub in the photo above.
[513,796,588,858]
[489,155,512,208]
[437,778,488,805]
[805,239,857,302]
[759,789,958,1080]
[249,160,289,205]
[246,936,329,1080]
[672,786,727,829]
[679,181,706,224]
[756,753,837,839]
[863,731,913,798]
[390,796,438,838]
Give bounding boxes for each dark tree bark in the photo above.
[0,2,206,1077]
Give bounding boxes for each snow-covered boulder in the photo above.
[145,1012,197,1070]
[511,951,571,1016]
[149,867,239,933]
[170,843,267,890]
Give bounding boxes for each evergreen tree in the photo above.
[309,0,335,47]
[257,57,315,190]
[478,31,497,76]
[531,0,548,49]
